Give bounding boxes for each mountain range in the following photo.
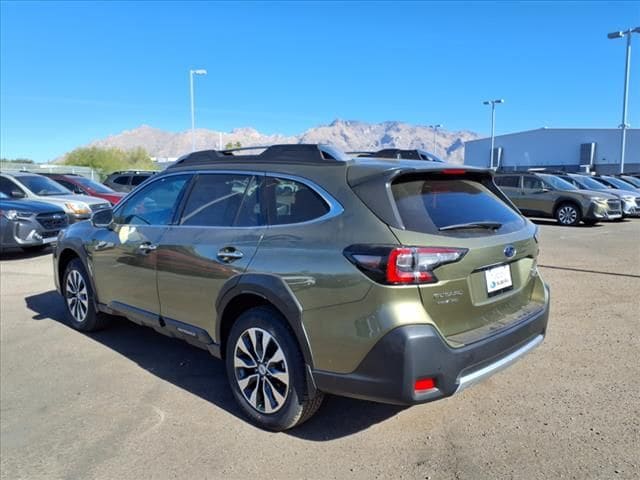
[87,120,483,164]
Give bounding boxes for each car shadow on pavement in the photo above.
[530,219,606,227]
[0,246,53,261]
[24,290,404,440]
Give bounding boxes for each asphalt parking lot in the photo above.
[1,219,639,480]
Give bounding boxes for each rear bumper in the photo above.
[313,285,549,405]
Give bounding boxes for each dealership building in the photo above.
[464,128,640,174]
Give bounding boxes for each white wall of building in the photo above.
[464,128,639,173]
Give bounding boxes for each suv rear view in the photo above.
[54,145,549,431]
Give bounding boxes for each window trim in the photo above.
[137,170,344,229]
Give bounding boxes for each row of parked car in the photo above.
[495,171,640,226]
[0,169,155,251]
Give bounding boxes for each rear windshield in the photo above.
[74,176,115,193]
[391,177,524,235]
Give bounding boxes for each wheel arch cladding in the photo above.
[58,247,99,308]
[216,273,314,368]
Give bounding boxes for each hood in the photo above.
[36,194,110,206]
[572,189,618,199]
[0,198,66,214]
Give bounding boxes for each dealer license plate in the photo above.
[485,264,513,295]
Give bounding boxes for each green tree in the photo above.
[224,141,242,150]
[63,146,157,179]
[1,157,35,164]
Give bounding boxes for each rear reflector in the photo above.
[414,378,436,392]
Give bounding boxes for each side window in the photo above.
[522,176,543,190]
[114,175,190,225]
[495,176,520,188]
[131,175,149,186]
[267,177,330,225]
[113,176,129,185]
[179,174,263,227]
[0,177,23,196]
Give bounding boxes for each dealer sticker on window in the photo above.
[485,264,513,295]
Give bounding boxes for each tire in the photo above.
[62,258,109,332]
[582,218,598,226]
[555,203,581,226]
[225,306,324,431]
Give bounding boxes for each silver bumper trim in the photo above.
[455,334,544,393]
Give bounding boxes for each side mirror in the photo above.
[10,189,25,199]
[536,188,551,194]
[91,208,114,228]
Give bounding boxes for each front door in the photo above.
[519,175,555,216]
[156,172,266,337]
[89,174,191,323]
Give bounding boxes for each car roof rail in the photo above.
[168,144,350,168]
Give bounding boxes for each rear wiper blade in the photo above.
[439,222,503,231]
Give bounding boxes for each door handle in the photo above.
[217,247,244,262]
[138,242,157,253]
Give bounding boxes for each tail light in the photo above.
[344,245,467,285]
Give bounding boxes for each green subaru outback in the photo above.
[53,144,549,431]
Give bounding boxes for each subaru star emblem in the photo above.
[504,245,516,258]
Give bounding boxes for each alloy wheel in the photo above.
[233,327,290,414]
[65,270,89,323]
[558,206,577,225]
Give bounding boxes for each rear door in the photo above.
[388,172,542,342]
[156,172,266,337]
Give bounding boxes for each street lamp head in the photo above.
[495,99,505,104]
[191,69,208,75]
[633,27,640,33]
[607,31,623,39]
[483,101,491,105]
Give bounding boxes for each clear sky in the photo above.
[1,0,638,162]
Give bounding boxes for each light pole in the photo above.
[608,27,639,174]
[189,69,207,152]
[483,99,504,168]
[428,124,442,156]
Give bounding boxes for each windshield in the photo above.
[569,175,607,190]
[73,176,115,194]
[601,176,637,190]
[621,176,640,188]
[538,174,577,190]
[0,192,8,199]
[19,175,72,196]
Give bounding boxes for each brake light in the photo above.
[344,245,467,285]
[441,169,466,175]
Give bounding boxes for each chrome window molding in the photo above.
[112,169,344,229]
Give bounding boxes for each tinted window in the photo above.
[114,175,189,225]
[16,175,71,196]
[495,176,520,188]
[131,175,150,186]
[391,177,524,234]
[179,174,263,227]
[0,177,23,196]
[57,179,84,193]
[569,174,607,190]
[522,176,544,190]
[267,177,329,225]
[113,176,129,185]
[74,176,115,193]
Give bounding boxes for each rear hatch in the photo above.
[349,164,544,345]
